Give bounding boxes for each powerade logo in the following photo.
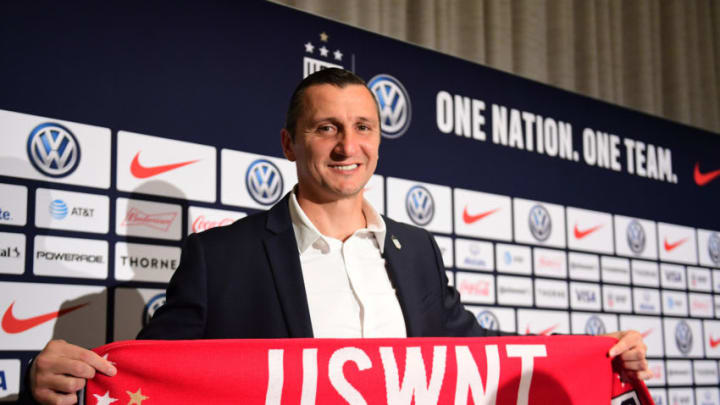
[708,232,720,265]
[142,293,166,326]
[49,199,68,220]
[476,310,499,331]
[528,205,551,241]
[584,316,606,335]
[367,74,411,139]
[405,185,434,226]
[626,220,646,254]
[26,122,81,177]
[674,320,692,355]
[246,159,283,206]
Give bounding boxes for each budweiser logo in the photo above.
[122,207,177,231]
[192,215,235,233]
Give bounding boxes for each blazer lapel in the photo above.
[383,221,421,337]
[264,196,314,338]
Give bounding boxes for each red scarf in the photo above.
[86,336,653,404]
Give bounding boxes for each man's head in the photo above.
[281,68,381,203]
[284,68,380,139]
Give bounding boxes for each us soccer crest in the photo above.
[301,31,351,78]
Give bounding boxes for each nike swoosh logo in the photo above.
[1,301,88,334]
[462,206,500,224]
[694,162,720,186]
[525,323,558,336]
[130,152,200,179]
[710,336,720,348]
[573,223,603,239]
[664,237,688,252]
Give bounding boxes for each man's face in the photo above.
[281,83,380,203]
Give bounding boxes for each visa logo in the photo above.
[575,290,597,302]
[665,271,681,282]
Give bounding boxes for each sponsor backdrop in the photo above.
[0,1,719,403]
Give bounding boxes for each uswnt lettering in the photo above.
[87,336,652,405]
[265,344,546,405]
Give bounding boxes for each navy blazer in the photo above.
[138,195,496,339]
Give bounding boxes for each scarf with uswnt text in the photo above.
[86,335,653,405]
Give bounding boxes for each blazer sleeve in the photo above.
[137,232,208,339]
[426,230,514,337]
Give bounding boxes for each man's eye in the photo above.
[319,125,335,132]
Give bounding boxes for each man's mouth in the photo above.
[329,163,359,171]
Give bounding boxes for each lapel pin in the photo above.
[391,235,402,250]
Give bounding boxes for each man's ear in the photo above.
[280,129,296,161]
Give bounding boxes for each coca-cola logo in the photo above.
[121,207,177,231]
[192,215,235,233]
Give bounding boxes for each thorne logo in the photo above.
[405,185,434,226]
[26,122,81,178]
[368,74,411,139]
[246,159,284,206]
[122,208,176,232]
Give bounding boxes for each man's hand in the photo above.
[603,330,652,381]
[30,339,117,405]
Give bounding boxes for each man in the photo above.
[30,68,651,404]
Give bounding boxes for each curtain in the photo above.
[273,0,720,135]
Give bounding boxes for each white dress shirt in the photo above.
[288,191,407,338]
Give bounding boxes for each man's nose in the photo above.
[334,129,359,156]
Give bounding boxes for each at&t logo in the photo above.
[528,205,551,241]
[143,293,166,326]
[626,220,646,254]
[246,159,284,206]
[49,199,68,220]
[584,316,606,335]
[26,122,81,177]
[476,311,499,331]
[405,185,434,226]
[674,320,693,355]
[708,232,720,265]
[368,74,411,139]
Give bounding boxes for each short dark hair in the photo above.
[284,68,379,139]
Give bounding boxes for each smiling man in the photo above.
[29,68,651,405]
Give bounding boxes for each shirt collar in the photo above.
[288,188,386,254]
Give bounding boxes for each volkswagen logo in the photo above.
[26,122,81,178]
[476,310,499,331]
[142,293,166,326]
[528,205,551,241]
[405,185,434,226]
[367,74,411,139]
[246,159,284,206]
[626,220,646,254]
[584,315,606,336]
[49,199,68,220]
[708,232,720,265]
[674,320,693,355]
